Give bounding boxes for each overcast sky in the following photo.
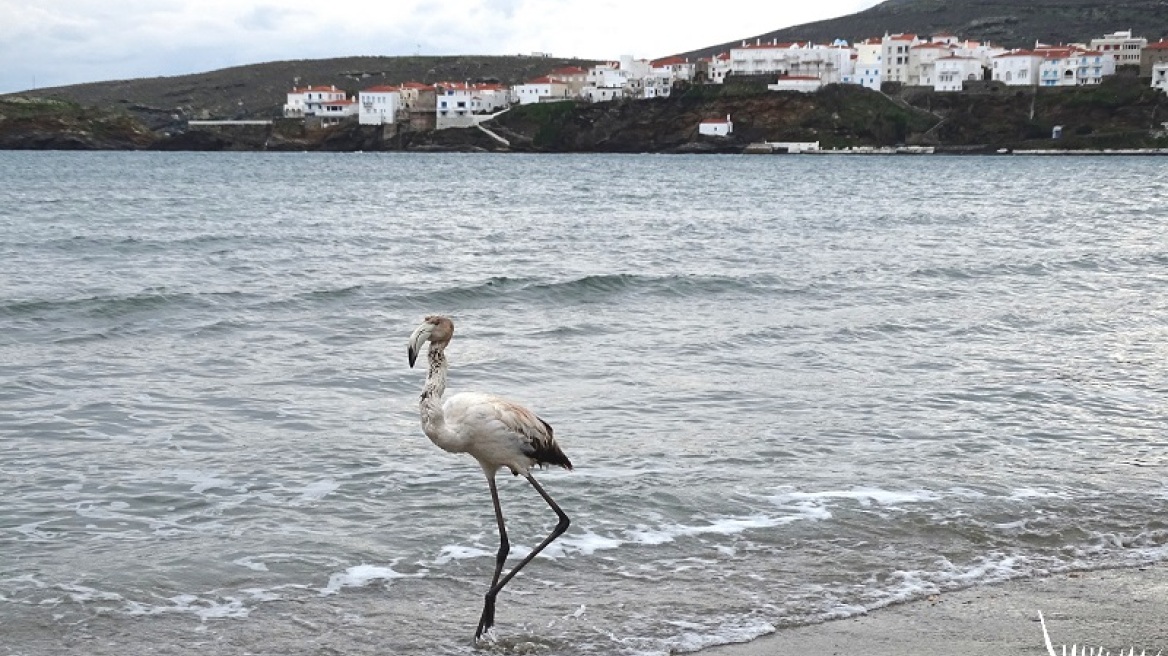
[0,0,883,94]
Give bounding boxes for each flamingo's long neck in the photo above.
[419,345,464,453]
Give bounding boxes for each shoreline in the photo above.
[701,565,1168,656]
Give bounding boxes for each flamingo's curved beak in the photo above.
[408,322,432,368]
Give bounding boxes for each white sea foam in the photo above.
[123,594,250,620]
[878,553,1029,608]
[779,487,943,507]
[170,470,235,494]
[433,544,492,564]
[240,587,282,602]
[551,530,624,556]
[59,583,124,603]
[13,518,67,541]
[626,515,791,546]
[297,478,340,502]
[665,616,776,654]
[320,563,407,596]
[1010,487,1062,499]
[232,556,270,571]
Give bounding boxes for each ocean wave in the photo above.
[15,233,245,253]
[0,289,252,320]
[405,273,786,308]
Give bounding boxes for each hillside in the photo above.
[5,56,597,131]
[681,0,1168,58]
[10,77,1163,154]
[486,77,1168,152]
[0,97,156,150]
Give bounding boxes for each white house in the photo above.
[950,40,1008,68]
[584,61,633,102]
[992,50,1043,85]
[699,114,733,137]
[587,61,630,90]
[1152,62,1168,94]
[650,56,696,83]
[513,76,571,104]
[434,82,511,129]
[932,56,983,91]
[1038,48,1115,86]
[359,85,402,125]
[475,84,512,112]
[768,75,823,92]
[730,40,800,76]
[793,44,855,83]
[704,53,732,84]
[284,85,347,118]
[882,33,921,83]
[908,42,953,85]
[641,73,674,99]
[619,55,652,80]
[316,98,357,124]
[843,38,882,89]
[728,40,854,84]
[1090,30,1147,68]
[583,86,627,103]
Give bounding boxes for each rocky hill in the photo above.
[3,56,597,131]
[0,97,156,150]
[10,76,1163,154]
[490,77,1168,152]
[681,0,1168,57]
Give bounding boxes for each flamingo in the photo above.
[407,315,573,640]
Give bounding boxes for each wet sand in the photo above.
[702,565,1168,656]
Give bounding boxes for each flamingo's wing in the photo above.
[445,392,572,472]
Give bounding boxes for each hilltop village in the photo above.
[280,29,1168,136]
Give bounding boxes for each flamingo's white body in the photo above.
[408,315,572,640]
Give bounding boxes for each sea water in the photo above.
[2,151,1166,655]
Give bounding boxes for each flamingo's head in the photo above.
[408,315,454,368]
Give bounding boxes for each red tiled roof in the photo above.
[651,56,688,66]
[362,85,400,93]
[1146,40,1168,50]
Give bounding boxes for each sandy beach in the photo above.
[703,566,1168,656]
